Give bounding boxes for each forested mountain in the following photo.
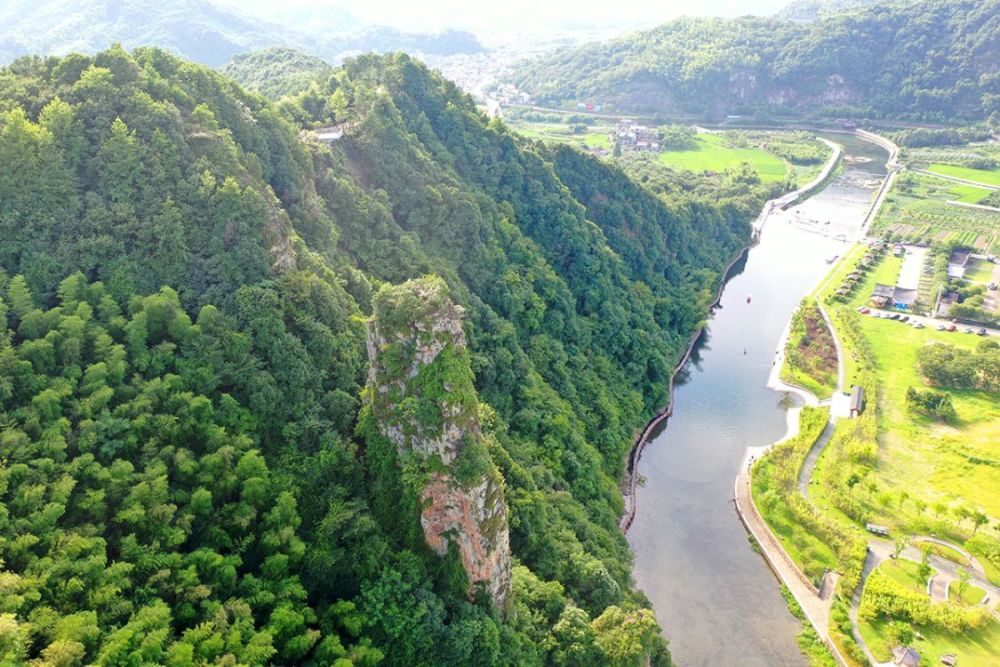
[774,0,892,22]
[221,48,334,99]
[0,0,484,68]
[514,0,1000,122]
[0,45,754,664]
[0,0,294,67]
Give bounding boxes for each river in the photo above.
[628,133,888,666]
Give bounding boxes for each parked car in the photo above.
[913,322,924,329]
[978,328,988,336]
[892,313,902,320]
[860,307,870,314]
[900,315,909,322]
[947,324,957,332]
[989,282,998,291]
[936,324,946,331]
[964,327,974,334]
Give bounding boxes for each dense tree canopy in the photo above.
[0,45,763,664]
[220,48,334,100]
[514,0,1000,122]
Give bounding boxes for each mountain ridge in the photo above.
[0,0,484,68]
[513,0,1000,122]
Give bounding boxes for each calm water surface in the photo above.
[629,134,888,666]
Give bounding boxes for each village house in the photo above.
[869,283,916,310]
[869,283,895,308]
[612,119,661,152]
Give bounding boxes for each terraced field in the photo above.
[872,173,1000,251]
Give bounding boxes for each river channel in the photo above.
[628,133,888,666]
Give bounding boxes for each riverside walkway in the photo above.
[735,129,899,667]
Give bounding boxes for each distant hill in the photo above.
[0,0,294,67]
[220,47,333,98]
[514,0,1000,122]
[325,27,485,57]
[0,0,485,68]
[775,0,893,21]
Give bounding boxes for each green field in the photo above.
[929,163,1000,186]
[856,316,1000,520]
[513,122,612,151]
[949,183,995,203]
[858,563,999,666]
[658,133,789,182]
[813,246,1000,530]
[804,210,1000,662]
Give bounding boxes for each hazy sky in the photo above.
[225,0,790,33]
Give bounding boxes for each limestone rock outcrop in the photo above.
[366,276,511,607]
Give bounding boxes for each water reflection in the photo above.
[628,133,888,666]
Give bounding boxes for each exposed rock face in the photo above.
[366,276,512,608]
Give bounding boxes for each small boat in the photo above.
[746,294,752,304]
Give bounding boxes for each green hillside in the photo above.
[0,46,759,665]
[220,47,333,99]
[514,0,1000,123]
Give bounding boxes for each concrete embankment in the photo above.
[620,139,843,532]
[734,129,896,667]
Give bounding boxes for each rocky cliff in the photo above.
[366,276,512,608]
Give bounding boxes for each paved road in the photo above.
[735,450,842,658]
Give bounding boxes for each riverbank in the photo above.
[626,130,884,665]
[733,130,896,666]
[620,138,844,532]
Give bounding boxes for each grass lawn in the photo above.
[870,254,902,287]
[856,316,1000,519]
[965,258,996,284]
[949,580,988,606]
[929,163,1000,186]
[826,249,1000,519]
[658,133,789,182]
[807,245,1000,559]
[859,615,1000,666]
[878,559,933,594]
[913,540,970,568]
[966,543,1000,587]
